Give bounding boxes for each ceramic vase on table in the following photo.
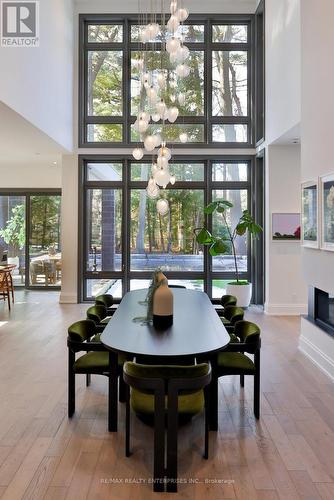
[152,272,174,329]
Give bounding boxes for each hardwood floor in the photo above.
[0,291,333,499]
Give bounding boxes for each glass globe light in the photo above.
[133,119,139,132]
[179,132,188,143]
[176,45,190,63]
[147,22,159,39]
[170,94,176,103]
[170,175,176,185]
[144,135,156,152]
[177,8,189,22]
[158,146,172,160]
[140,27,151,43]
[157,155,169,169]
[157,73,166,89]
[176,64,190,78]
[151,163,158,176]
[147,186,159,199]
[141,72,151,88]
[170,0,177,14]
[156,99,167,116]
[153,134,162,147]
[166,37,181,54]
[167,15,180,33]
[167,106,179,123]
[170,52,177,65]
[157,199,169,216]
[146,86,158,104]
[155,167,171,187]
[132,147,144,160]
[138,118,149,133]
[178,92,186,106]
[151,113,161,122]
[139,111,150,122]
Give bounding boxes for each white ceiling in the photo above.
[74,0,257,14]
[0,101,65,167]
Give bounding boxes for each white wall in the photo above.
[60,155,78,303]
[0,163,61,189]
[300,0,334,297]
[0,0,74,151]
[265,0,301,145]
[299,0,334,377]
[265,145,307,314]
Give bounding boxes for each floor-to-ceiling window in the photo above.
[79,157,253,300]
[78,13,264,302]
[0,191,61,288]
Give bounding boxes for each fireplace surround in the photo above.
[308,286,334,338]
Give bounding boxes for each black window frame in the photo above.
[78,13,255,149]
[78,155,263,303]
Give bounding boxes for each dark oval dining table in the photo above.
[101,288,230,431]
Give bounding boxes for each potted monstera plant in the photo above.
[195,199,262,307]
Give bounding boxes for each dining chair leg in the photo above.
[9,274,14,303]
[108,351,118,432]
[167,387,178,493]
[125,383,131,457]
[240,374,244,387]
[254,350,260,419]
[119,374,126,403]
[153,389,165,492]
[209,375,218,431]
[204,386,210,460]
[86,374,91,387]
[68,350,75,418]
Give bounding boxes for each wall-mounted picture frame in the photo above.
[301,181,319,248]
[320,173,334,251]
[272,213,301,241]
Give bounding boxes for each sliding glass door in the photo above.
[0,195,26,287]
[29,195,62,287]
[80,157,259,301]
[0,191,61,289]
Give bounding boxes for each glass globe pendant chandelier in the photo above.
[132,0,190,216]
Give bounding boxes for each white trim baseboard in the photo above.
[59,293,78,304]
[299,317,334,382]
[264,303,307,315]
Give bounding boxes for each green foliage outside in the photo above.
[87,24,247,143]
[0,204,25,256]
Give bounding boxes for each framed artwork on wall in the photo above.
[320,173,334,251]
[301,181,319,248]
[272,213,301,241]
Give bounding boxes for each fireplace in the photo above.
[308,287,334,337]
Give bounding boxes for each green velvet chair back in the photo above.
[223,305,244,324]
[95,294,114,309]
[234,320,261,353]
[220,294,237,308]
[123,362,211,395]
[68,319,96,343]
[86,304,107,324]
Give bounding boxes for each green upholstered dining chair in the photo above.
[123,362,212,493]
[67,319,119,431]
[220,305,245,342]
[86,304,112,332]
[216,320,261,419]
[95,294,115,314]
[215,294,238,319]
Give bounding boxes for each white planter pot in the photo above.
[226,282,252,308]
